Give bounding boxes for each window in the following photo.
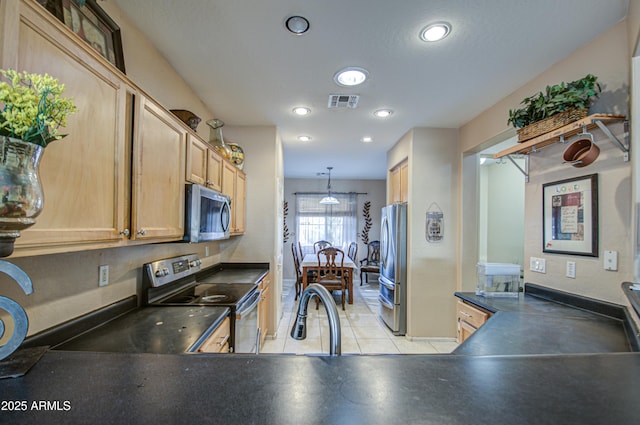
[295,193,357,254]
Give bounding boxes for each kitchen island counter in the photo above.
[1,350,639,424]
[454,283,639,355]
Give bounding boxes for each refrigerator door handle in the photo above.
[378,275,396,291]
[378,294,394,309]
[381,216,389,269]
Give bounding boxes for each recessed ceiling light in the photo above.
[334,67,369,87]
[292,107,311,116]
[285,16,310,35]
[373,109,393,118]
[298,135,312,142]
[361,136,373,143]
[420,22,451,42]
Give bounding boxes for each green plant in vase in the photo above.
[507,74,601,129]
[0,69,77,255]
[0,69,77,146]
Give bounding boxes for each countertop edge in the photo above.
[2,350,639,424]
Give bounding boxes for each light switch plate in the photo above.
[566,261,576,279]
[604,250,618,271]
[529,257,546,273]
[99,265,109,286]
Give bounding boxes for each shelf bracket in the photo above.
[594,119,629,161]
[506,154,529,183]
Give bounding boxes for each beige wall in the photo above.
[458,20,634,309]
[1,243,222,338]
[219,125,278,264]
[525,124,631,303]
[460,21,630,154]
[99,2,215,142]
[220,125,282,334]
[629,0,640,56]
[388,127,459,338]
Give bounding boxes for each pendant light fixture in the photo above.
[320,167,339,205]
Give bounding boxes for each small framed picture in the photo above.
[542,174,598,256]
[40,0,125,73]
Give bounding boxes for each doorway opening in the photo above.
[460,135,525,292]
[477,136,525,267]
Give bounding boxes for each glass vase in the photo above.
[0,136,44,255]
[206,118,232,159]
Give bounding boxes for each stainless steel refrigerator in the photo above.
[379,203,407,335]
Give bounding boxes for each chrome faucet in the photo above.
[290,284,341,356]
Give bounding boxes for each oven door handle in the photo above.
[236,290,261,319]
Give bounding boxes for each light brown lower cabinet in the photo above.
[456,300,491,343]
[197,316,231,353]
[258,273,272,349]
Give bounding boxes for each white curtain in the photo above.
[295,193,358,254]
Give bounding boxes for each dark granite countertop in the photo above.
[197,263,269,284]
[1,351,639,424]
[52,306,230,354]
[454,287,637,355]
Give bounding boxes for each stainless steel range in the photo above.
[143,254,261,353]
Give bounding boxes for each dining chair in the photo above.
[314,247,347,310]
[347,242,358,263]
[291,242,303,300]
[313,240,332,253]
[359,240,380,285]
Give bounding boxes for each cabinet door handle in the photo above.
[217,335,230,347]
[459,311,472,318]
[137,229,147,236]
[119,229,130,237]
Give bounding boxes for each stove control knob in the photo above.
[155,268,170,278]
[190,260,201,268]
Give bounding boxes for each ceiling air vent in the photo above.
[328,94,359,109]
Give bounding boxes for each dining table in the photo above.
[300,253,357,304]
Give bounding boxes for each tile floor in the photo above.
[261,279,459,355]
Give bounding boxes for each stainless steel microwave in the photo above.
[184,184,231,242]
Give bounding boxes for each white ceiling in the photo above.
[113,0,628,179]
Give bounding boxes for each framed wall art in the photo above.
[39,0,126,73]
[542,174,598,256]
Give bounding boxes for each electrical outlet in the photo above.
[604,250,618,271]
[99,265,109,287]
[529,257,546,273]
[566,261,576,279]
[205,246,210,257]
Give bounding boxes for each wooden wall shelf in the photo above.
[494,114,627,159]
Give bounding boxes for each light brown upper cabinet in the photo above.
[221,161,246,235]
[186,134,223,192]
[11,2,129,253]
[388,159,408,204]
[5,1,186,255]
[130,95,186,241]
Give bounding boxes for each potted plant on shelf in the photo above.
[507,74,601,142]
[0,68,77,255]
